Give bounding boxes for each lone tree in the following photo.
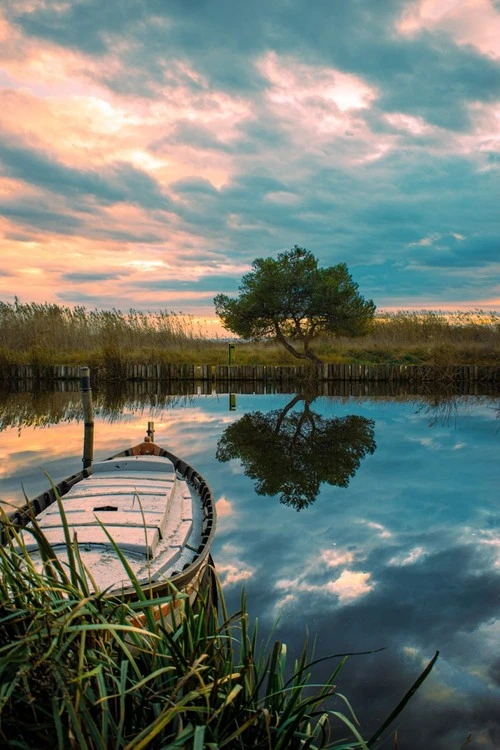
[214,246,375,362]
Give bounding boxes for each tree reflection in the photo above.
[216,395,376,510]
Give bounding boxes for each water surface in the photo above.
[0,387,499,749]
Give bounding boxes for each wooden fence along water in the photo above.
[1,363,499,385]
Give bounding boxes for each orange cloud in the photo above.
[215,496,233,517]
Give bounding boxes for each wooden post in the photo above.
[80,366,94,470]
[147,421,155,442]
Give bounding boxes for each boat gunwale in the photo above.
[2,446,217,598]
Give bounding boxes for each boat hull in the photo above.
[2,445,217,606]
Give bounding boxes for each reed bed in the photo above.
[0,301,217,367]
[0,301,497,367]
[318,310,500,367]
[0,502,437,749]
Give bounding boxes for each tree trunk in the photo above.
[303,347,323,363]
[273,325,324,363]
[302,331,323,363]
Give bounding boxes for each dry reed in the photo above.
[0,301,498,367]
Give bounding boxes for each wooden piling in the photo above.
[1,361,499,386]
[147,421,155,442]
[80,366,94,470]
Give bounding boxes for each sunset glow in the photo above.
[0,2,499,316]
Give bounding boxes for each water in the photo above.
[0,386,499,749]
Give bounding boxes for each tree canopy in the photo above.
[214,246,376,362]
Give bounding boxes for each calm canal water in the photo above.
[0,386,499,749]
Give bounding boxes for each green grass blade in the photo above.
[367,650,439,747]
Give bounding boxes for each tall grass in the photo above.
[319,310,500,366]
[0,300,497,366]
[0,300,217,367]
[0,505,437,749]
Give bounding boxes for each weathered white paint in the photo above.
[22,455,205,593]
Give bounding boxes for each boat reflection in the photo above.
[216,394,376,509]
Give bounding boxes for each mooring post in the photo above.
[147,421,155,442]
[80,366,94,470]
[228,343,235,366]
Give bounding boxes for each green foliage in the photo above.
[0,506,437,749]
[214,247,376,363]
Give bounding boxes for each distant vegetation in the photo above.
[0,299,498,367]
[0,299,214,367]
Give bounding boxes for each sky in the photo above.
[0,0,499,324]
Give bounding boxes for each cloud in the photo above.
[0,136,171,210]
[0,198,85,233]
[324,569,374,602]
[216,542,255,587]
[216,562,254,587]
[62,272,121,283]
[322,548,355,567]
[0,1,498,315]
[215,496,233,517]
[128,275,240,293]
[397,0,500,60]
[388,546,427,565]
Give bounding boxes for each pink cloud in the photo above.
[256,51,385,163]
[215,496,233,517]
[0,7,250,192]
[324,569,374,603]
[216,543,255,587]
[258,51,377,114]
[0,7,498,315]
[321,548,355,567]
[0,8,256,316]
[274,567,374,607]
[383,102,500,168]
[216,562,254,587]
[397,0,500,60]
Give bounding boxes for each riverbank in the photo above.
[0,303,498,370]
[1,362,499,387]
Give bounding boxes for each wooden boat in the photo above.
[4,435,217,611]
